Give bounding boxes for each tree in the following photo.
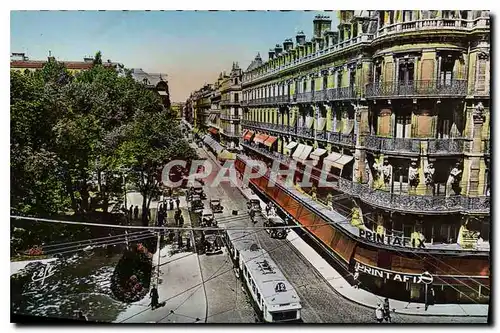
[93,51,102,66]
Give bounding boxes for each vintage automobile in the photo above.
[209,199,223,213]
[189,195,204,213]
[247,199,262,215]
[199,208,217,227]
[202,230,223,255]
[264,216,289,239]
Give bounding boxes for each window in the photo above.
[440,56,454,86]
[303,81,307,93]
[234,93,239,103]
[337,72,343,88]
[323,75,328,90]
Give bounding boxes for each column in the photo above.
[354,105,369,183]
[466,102,485,196]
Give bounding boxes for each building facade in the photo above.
[130,68,171,109]
[236,11,490,305]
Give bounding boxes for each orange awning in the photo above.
[263,136,278,147]
[241,129,249,138]
[209,127,219,135]
[254,134,269,144]
[244,130,254,141]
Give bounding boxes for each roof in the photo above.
[130,68,167,87]
[246,53,263,71]
[10,60,118,70]
[240,249,301,306]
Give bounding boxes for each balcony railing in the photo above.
[240,142,490,215]
[364,135,468,155]
[366,80,467,98]
[219,114,241,121]
[376,17,490,39]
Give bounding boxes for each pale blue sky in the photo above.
[11,10,338,102]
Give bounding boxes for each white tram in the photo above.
[239,249,302,322]
[223,222,302,322]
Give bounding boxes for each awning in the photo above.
[254,134,269,144]
[241,129,249,138]
[217,150,236,161]
[263,136,278,147]
[305,116,314,129]
[244,130,254,141]
[324,152,354,170]
[292,144,306,160]
[157,90,168,96]
[203,135,224,154]
[310,148,327,160]
[285,141,298,150]
[297,145,313,163]
[317,117,327,131]
[209,127,219,135]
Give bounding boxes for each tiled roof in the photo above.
[10,60,116,70]
[130,68,166,87]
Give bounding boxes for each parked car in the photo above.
[209,199,223,213]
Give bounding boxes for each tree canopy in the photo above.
[11,53,195,225]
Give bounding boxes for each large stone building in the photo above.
[191,10,491,305]
[10,52,122,74]
[130,68,171,109]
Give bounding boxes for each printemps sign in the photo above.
[354,261,433,284]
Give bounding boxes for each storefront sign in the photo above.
[354,261,432,284]
[359,229,425,248]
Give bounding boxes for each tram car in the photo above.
[238,249,302,323]
[264,216,289,239]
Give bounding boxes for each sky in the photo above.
[10,10,338,102]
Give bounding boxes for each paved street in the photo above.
[195,144,487,324]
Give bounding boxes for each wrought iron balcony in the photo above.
[366,80,467,98]
[327,87,356,100]
[240,142,489,215]
[316,131,356,146]
[427,138,467,154]
[296,92,313,103]
[219,114,241,121]
[364,135,468,155]
[338,179,489,215]
[375,17,490,39]
[296,126,314,139]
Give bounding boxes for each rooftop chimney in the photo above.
[283,38,294,51]
[83,57,94,63]
[268,49,275,60]
[296,31,306,45]
[313,15,332,38]
[274,44,283,56]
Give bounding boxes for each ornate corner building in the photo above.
[195,10,491,305]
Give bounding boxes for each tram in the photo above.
[223,222,302,323]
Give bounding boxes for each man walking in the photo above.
[383,298,391,323]
[176,197,180,209]
[169,199,174,211]
[150,285,159,310]
[133,206,139,220]
[178,213,184,227]
[375,303,384,323]
[129,205,134,221]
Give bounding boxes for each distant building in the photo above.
[130,68,170,109]
[170,102,184,119]
[10,52,122,74]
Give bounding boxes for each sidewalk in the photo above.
[232,157,488,318]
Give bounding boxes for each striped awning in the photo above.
[241,129,249,138]
[296,145,313,164]
[310,148,327,160]
[254,134,269,144]
[217,150,236,161]
[292,144,306,160]
[244,130,255,141]
[263,136,278,147]
[285,141,298,150]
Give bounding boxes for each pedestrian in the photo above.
[174,209,180,225]
[158,211,164,227]
[425,287,435,310]
[129,205,134,220]
[159,203,163,212]
[375,303,384,323]
[134,206,139,220]
[169,199,174,211]
[150,285,159,310]
[179,214,184,227]
[383,298,391,322]
[176,197,180,209]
